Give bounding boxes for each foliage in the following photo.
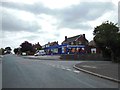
[20,41,33,52]
[0,48,5,55]
[4,47,12,54]
[93,21,120,62]
[18,41,42,55]
[5,47,12,51]
[14,48,19,54]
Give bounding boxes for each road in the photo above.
[2,54,119,88]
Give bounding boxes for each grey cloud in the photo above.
[1,2,52,15]
[57,20,92,30]
[54,2,116,29]
[1,1,116,31]
[1,2,50,32]
[1,8,41,32]
[54,33,60,37]
[20,35,40,41]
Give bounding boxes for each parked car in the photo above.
[34,50,46,56]
[22,52,27,56]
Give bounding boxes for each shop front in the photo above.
[44,44,86,55]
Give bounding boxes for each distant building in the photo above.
[62,34,88,45]
[42,41,59,55]
[61,34,88,54]
[33,42,42,50]
[88,40,101,54]
[42,34,91,55]
[42,41,59,49]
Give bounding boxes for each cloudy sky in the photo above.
[0,0,119,50]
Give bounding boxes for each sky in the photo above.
[0,0,119,50]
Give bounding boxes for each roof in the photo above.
[89,40,96,46]
[62,34,89,44]
[63,35,81,43]
[44,41,59,46]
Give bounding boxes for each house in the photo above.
[33,42,42,51]
[88,40,101,53]
[42,34,89,55]
[62,34,88,45]
[43,41,59,55]
[42,41,59,49]
[61,34,88,54]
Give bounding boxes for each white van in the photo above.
[34,50,46,56]
[22,52,27,56]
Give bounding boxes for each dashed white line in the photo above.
[42,63,80,74]
[61,67,66,70]
[66,68,72,71]
[73,70,80,73]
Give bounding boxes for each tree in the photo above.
[14,48,19,54]
[4,47,12,54]
[93,21,120,62]
[20,41,34,55]
[0,48,5,55]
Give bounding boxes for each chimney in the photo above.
[83,34,85,38]
[65,36,67,41]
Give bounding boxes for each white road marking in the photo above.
[66,68,72,71]
[73,70,80,73]
[43,63,81,74]
[61,67,66,70]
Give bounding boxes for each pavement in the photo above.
[23,55,60,60]
[73,61,120,83]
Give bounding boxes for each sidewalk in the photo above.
[73,61,120,83]
[23,55,60,60]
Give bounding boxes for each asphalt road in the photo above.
[2,54,119,88]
